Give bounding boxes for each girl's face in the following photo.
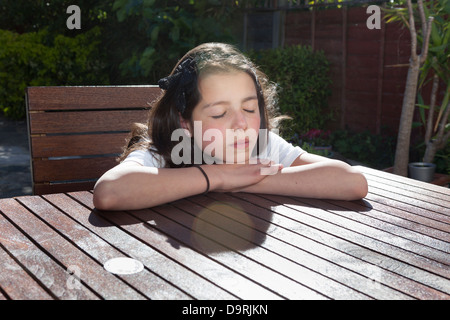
[186,71,261,163]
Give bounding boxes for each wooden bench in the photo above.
[26,86,161,195]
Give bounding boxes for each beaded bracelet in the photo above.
[194,165,210,195]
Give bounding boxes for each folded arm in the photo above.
[93,153,367,211]
[93,160,272,211]
[239,153,368,201]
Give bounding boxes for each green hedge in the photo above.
[0,27,108,119]
[330,129,396,169]
[248,45,332,139]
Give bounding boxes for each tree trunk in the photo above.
[392,0,433,177]
[423,140,438,163]
[423,100,450,163]
[422,74,439,163]
[393,59,420,176]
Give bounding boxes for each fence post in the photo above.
[376,4,386,134]
[341,5,348,130]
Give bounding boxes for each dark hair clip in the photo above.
[158,58,197,115]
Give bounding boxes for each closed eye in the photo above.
[211,112,226,119]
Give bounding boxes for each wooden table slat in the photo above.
[20,194,193,300]
[202,192,450,300]
[0,211,99,300]
[177,196,414,300]
[142,199,372,300]
[231,192,450,295]
[327,198,450,244]
[299,197,450,256]
[368,184,449,217]
[358,166,450,199]
[364,192,450,224]
[68,191,281,300]
[0,198,145,300]
[134,209,328,299]
[343,198,450,237]
[262,194,450,269]
[47,192,240,300]
[362,173,450,205]
[43,193,195,299]
[0,244,53,300]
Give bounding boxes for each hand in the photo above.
[202,160,282,193]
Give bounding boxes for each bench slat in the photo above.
[33,182,97,195]
[27,86,161,111]
[33,157,118,182]
[29,110,149,134]
[31,133,129,158]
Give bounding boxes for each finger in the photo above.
[260,163,282,175]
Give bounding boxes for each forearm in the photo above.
[93,164,211,211]
[240,160,368,201]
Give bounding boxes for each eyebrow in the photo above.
[202,96,258,110]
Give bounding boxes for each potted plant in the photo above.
[409,86,449,182]
[385,0,449,182]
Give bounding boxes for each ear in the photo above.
[179,113,192,137]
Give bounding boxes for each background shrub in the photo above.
[248,45,332,139]
[0,27,108,119]
[0,0,238,119]
[330,129,396,169]
[105,0,238,84]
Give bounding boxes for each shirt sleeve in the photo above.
[122,149,165,167]
[265,131,306,167]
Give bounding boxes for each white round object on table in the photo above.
[104,257,144,275]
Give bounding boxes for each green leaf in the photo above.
[430,22,442,46]
[143,0,156,6]
[440,86,450,110]
[112,0,127,11]
[116,7,128,22]
[150,26,159,44]
[169,26,180,42]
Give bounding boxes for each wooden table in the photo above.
[0,166,449,301]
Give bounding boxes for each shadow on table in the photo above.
[266,194,373,213]
[157,194,273,254]
[89,193,373,255]
[90,194,273,255]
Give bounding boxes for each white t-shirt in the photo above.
[123,131,306,168]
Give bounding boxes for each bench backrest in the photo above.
[26,86,161,195]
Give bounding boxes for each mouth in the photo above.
[232,137,250,149]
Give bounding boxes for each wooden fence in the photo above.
[244,3,412,135]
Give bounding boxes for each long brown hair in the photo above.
[120,42,282,167]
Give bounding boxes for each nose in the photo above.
[231,110,248,131]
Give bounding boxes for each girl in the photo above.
[93,43,367,211]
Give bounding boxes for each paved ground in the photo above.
[0,115,32,199]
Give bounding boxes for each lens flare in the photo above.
[190,201,257,254]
